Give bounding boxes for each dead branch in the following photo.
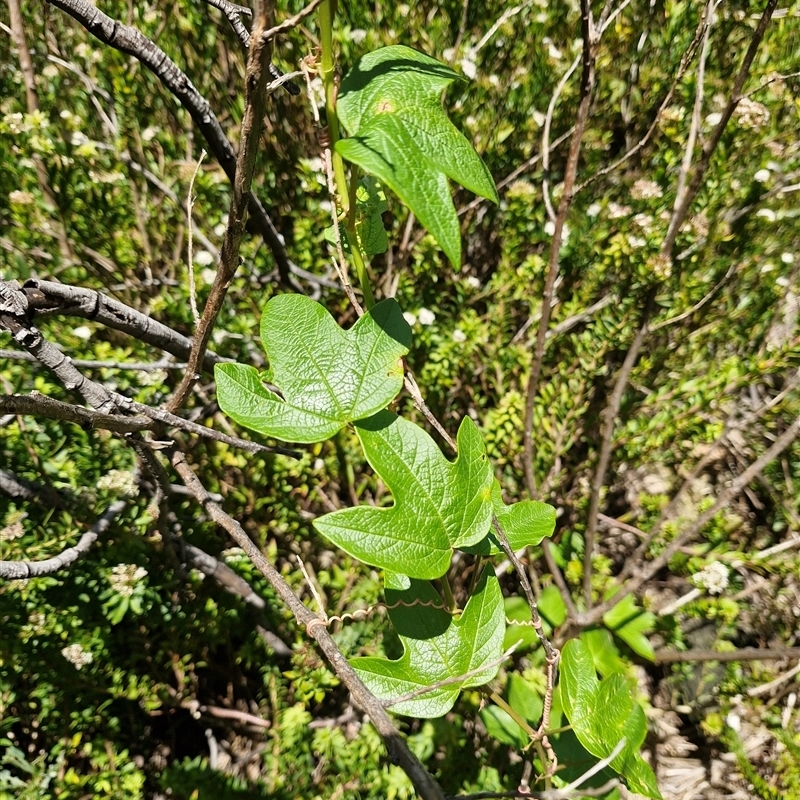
[0,497,128,579]
[522,0,599,499]
[19,278,224,372]
[168,0,278,412]
[171,451,447,800]
[44,0,294,284]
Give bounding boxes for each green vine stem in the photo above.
[318,0,375,308]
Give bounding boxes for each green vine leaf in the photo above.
[463,481,555,555]
[602,593,656,661]
[215,295,410,443]
[325,176,389,257]
[314,411,493,579]
[336,45,499,267]
[561,639,663,799]
[351,567,504,718]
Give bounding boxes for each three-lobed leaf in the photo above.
[215,294,410,443]
[336,45,499,267]
[314,410,494,578]
[351,567,504,718]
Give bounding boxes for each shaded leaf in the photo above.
[351,567,504,717]
[560,639,662,799]
[603,594,656,661]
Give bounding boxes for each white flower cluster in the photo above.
[108,563,148,597]
[693,561,729,595]
[97,469,139,497]
[631,179,663,201]
[61,643,93,670]
[403,309,436,327]
[0,521,24,542]
[734,98,770,129]
[8,190,35,206]
[138,368,168,387]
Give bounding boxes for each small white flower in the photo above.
[108,563,148,597]
[97,470,139,497]
[460,57,477,80]
[488,75,500,87]
[402,311,417,327]
[142,126,159,142]
[350,29,368,44]
[72,326,92,340]
[465,276,481,289]
[754,168,771,183]
[726,711,741,732]
[452,329,467,343]
[705,112,723,127]
[531,109,545,128]
[628,235,647,249]
[608,202,631,219]
[213,223,226,237]
[756,208,777,222]
[139,368,168,387]
[62,643,93,669]
[734,98,769,129]
[9,190,35,206]
[70,131,89,147]
[631,179,663,200]
[193,249,215,266]
[586,202,601,217]
[201,268,217,286]
[544,220,555,236]
[693,562,729,594]
[0,521,24,541]
[780,252,794,264]
[418,308,436,326]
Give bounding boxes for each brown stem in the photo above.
[523,0,597,499]
[168,0,277,413]
[171,452,446,800]
[577,414,800,627]
[661,0,779,259]
[582,294,653,608]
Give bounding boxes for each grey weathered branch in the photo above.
[0,467,70,509]
[172,451,446,800]
[0,392,149,433]
[0,498,127,579]
[44,0,294,284]
[1,301,117,414]
[16,278,224,373]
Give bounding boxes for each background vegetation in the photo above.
[1,0,799,798]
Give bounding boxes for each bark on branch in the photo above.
[44,0,294,284]
[172,451,447,800]
[0,498,128,579]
